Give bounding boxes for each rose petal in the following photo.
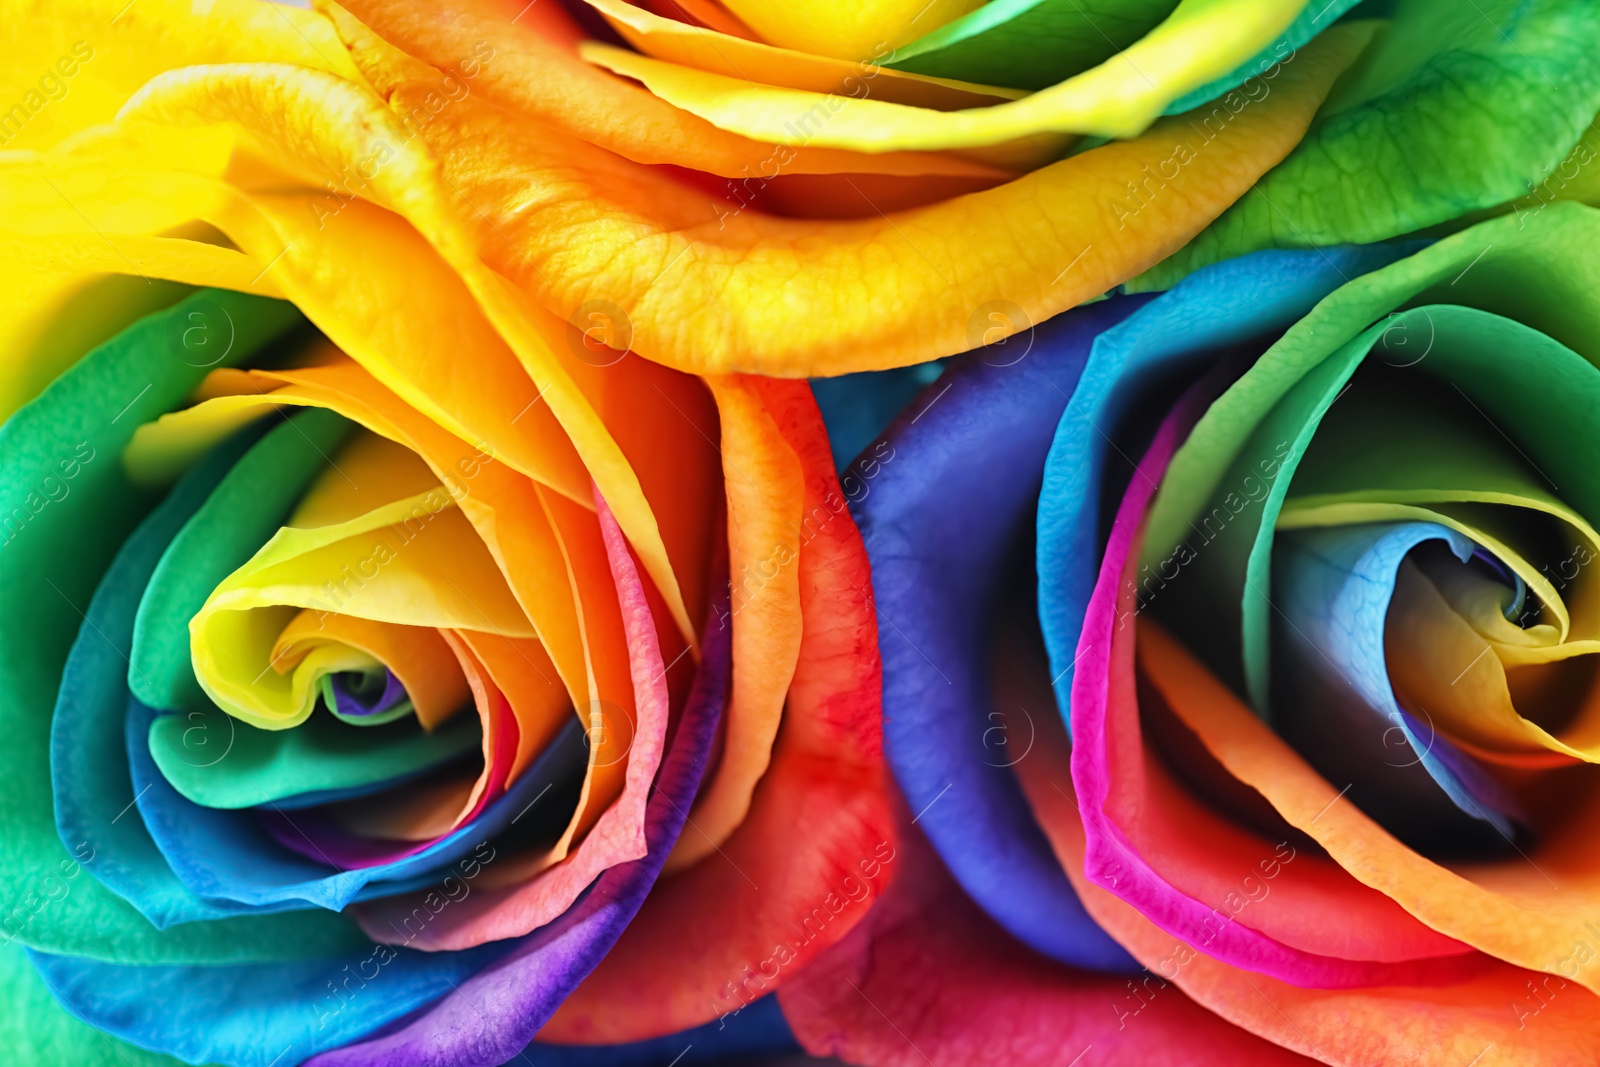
[304,532,731,1067]
[318,15,1370,375]
[579,0,1324,149]
[1131,0,1600,291]
[27,930,501,1067]
[576,0,1023,107]
[333,0,1009,178]
[349,493,675,950]
[0,0,359,152]
[779,811,1317,1067]
[1068,390,1481,982]
[1034,242,1412,704]
[1035,721,1600,1066]
[528,994,799,1066]
[541,381,892,1041]
[663,377,805,871]
[51,416,310,928]
[0,291,365,964]
[854,295,1148,969]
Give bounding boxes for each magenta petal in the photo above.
[1068,382,1484,988]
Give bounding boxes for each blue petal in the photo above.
[51,421,292,927]
[30,587,736,1067]
[524,994,798,1066]
[811,363,943,471]
[1038,245,1418,722]
[27,936,500,1067]
[128,701,585,912]
[1274,521,1524,842]
[855,295,1147,972]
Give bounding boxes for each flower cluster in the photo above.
[3,1,1599,1066]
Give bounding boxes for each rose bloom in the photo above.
[0,2,893,1064]
[811,204,1600,1066]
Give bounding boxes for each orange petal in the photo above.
[328,0,1007,179]
[452,630,569,782]
[1046,766,1600,1066]
[541,382,891,1040]
[1137,619,1600,1002]
[330,18,1372,375]
[664,376,805,871]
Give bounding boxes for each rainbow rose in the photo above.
[794,204,1600,1066]
[0,1,891,1063]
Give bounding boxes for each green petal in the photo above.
[1131,0,1600,292]
[884,0,1177,91]
[0,942,190,1066]
[130,407,351,717]
[149,704,481,810]
[0,290,365,963]
[1143,203,1600,711]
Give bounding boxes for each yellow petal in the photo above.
[7,106,704,654]
[581,42,1062,170]
[195,479,535,729]
[327,0,1008,179]
[286,428,444,529]
[110,64,702,647]
[0,0,359,151]
[581,0,1322,150]
[0,266,191,424]
[142,358,590,705]
[717,0,984,59]
[275,610,470,730]
[339,21,1371,375]
[578,0,1023,108]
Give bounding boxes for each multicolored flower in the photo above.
[827,204,1600,1066]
